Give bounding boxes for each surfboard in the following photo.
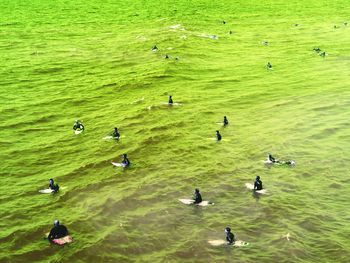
[111,162,127,167]
[161,102,183,106]
[74,130,83,135]
[39,189,54,194]
[208,240,249,247]
[103,135,124,140]
[52,235,73,245]
[245,183,267,194]
[178,199,213,206]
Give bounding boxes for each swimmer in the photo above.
[151,45,158,51]
[313,47,321,53]
[216,130,222,141]
[268,153,277,163]
[73,120,84,131]
[266,62,272,70]
[112,127,120,139]
[254,176,263,191]
[223,116,229,126]
[225,227,235,244]
[193,188,202,204]
[121,154,130,167]
[48,179,59,193]
[168,95,173,105]
[48,220,68,242]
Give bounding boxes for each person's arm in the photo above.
[48,229,55,242]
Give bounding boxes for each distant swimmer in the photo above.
[193,188,202,204]
[121,153,130,167]
[223,116,229,126]
[266,153,295,166]
[225,227,235,244]
[48,179,59,193]
[73,120,84,131]
[165,54,169,59]
[313,47,321,53]
[254,176,263,191]
[262,41,269,46]
[151,45,158,52]
[48,220,68,242]
[168,95,173,105]
[112,127,120,139]
[320,51,326,57]
[229,30,233,35]
[216,130,222,141]
[268,153,277,163]
[266,62,272,70]
[222,20,226,24]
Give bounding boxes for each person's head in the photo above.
[224,116,227,119]
[169,95,172,98]
[54,220,59,227]
[256,176,260,181]
[225,227,231,233]
[195,188,200,193]
[114,127,118,131]
[49,178,54,185]
[123,154,127,158]
[216,130,220,134]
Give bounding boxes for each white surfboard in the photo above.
[39,189,54,194]
[74,130,83,135]
[245,183,267,194]
[178,199,213,206]
[208,239,249,247]
[161,102,183,106]
[111,162,127,167]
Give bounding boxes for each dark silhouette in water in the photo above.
[313,47,321,53]
[151,45,158,51]
[113,127,120,139]
[48,179,59,193]
[168,95,173,104]
[121,154,130,167]
[225,227,235,244]
[254,176,263,191]
[48,220,68,242]
[262,41,269,46]
[193,189,202,204]
[320,52,326,57]
[222,20,226,24]
[216,130,222,141]
[229,30,233,34]
[165,54,169,59]
[223,116,229,126]
[266,62,272,70]
[73,120,84,131]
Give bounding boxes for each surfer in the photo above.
[216,130,222,141]
[267,153,277,163]
[48,179,59,193]
[254,176,263,191]
[151,45,158,51]
[112,127,120,139]
[225,227,235,244]
[266,62,272,70]
[223,116,229,126]
[313,47,321,53]
[73,120,84,131]
[121,154,130,167]
[320,51,326,57]
[165,54,169,59]
[48,220,68,242]
[168,95,173,105]
[193,189,202,204]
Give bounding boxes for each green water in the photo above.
[1,0,350,262]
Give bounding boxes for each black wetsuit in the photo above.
[224,118,229,126]
[226,232,235,244]
[48,225,68,241]
[73,123,84,131]
[268,154,276,163]
[216,133,222,141]
[193,192,202,204]
[122,157,130,167]
[113,131,120,139]
[49,183,59,193]
[169,97,173,104]
[254,179,263,190]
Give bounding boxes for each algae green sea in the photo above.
[1,0,350,262]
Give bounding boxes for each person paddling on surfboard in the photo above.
[216,130,222,141]
[223,116,229,126]
[112,127,120,139]
[254,176,263,191]
[48,179,59,193]
[121,154,130,167]
[193,189,202,204]
[268,153,277,163]
[168,95,173,105]
[73,120,84,131]
[225,227,235,244]
[48,220,68,243]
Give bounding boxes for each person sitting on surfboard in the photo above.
[48,179,59,193]
[223,116,229,126]
[121,154,130,167]
[168,95,173,105]
[193,189,202,204]
[48,220,68,242]
[73,120,84,131]
[268,153,277,163]
[266,62,272,70]
[225,227,235,244]
[216,130,222,141]
[113,127,120,139]
[254,176,263,191]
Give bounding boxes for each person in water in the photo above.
[73,120,84,131]
[151,45,158,51]
[216,130,222,141]
[121,154,130,167]
[268,153,277,163]
[48,179,59,193]
[193,188,202,204]
[266,62,272,70]
[48,220,68,242]
[168,95,173,105]
[113,127,120,139]
[254,176,263,191]
[225,227,235,244]
[223,116,229,126]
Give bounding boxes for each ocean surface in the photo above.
[1,0,350,262]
